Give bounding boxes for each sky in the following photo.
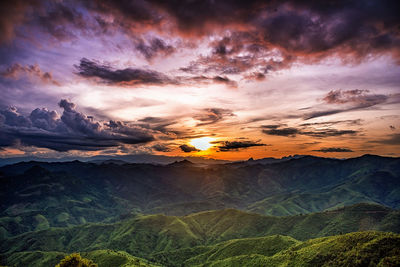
[0,0,399,160]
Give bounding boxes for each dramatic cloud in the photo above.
[75,58,238,88]
[0,99,154,151]
[1,63,60,85]
[323,89,388,106]
[304,89,394,120]
[179,144,199,153]
[35,2,86,41]
[134,37,175,60]
[262,127,299,137]
[193,108,235,126]
[4,0,399,73]
[313,147,354,153]
[262,125,357,138]
[151,143,172,152]
[1,0,399,158]
[178,0,400,78]
[218,140,267,151]
[300,129,358,138]
[75,58,176,86]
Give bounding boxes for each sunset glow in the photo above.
[190,137,215,151]
[0,0,399,161]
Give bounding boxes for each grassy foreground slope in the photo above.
[1,204,399,265]
[2,232,400,267]
[199,232,400,267]
[4,250,159,267]
[170,235,300,266]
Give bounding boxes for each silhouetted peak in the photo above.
[168,159,194,166]
[359,154,382,159]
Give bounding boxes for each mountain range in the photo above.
[1,154,399,266]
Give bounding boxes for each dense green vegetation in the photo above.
[1,231,399,266]
[0,205,399,266]
[0,155,399,237]
[56,253,97,267]
[188,231,400,267]
[3,250,159,267]
[0,155,399,266]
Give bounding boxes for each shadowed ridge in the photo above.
[167,159,195,167]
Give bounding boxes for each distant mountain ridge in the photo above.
[0,154,231,167]
[0,154,399,237]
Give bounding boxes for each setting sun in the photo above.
[190,137,215,151]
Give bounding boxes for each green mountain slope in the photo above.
[3,250,159,267]
[2,231,400,267]
[1,204,399,265]
[1,155,399,236]
[200,232,400,267]
[180,235,299,266]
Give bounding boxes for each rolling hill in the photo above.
[0,155,399,236]
[1,155,400,266]
[1,204,399,266]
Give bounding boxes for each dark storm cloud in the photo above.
[88,0,161,28]
[262,125,358,138]
[75,58,177,86]
[193,108,235,126]
[313,147,354,153]
[35,2,86,41]
[179,31,294,78]
[75,58,238,88]
[151,143,172,152]
[179,144,199,153]
[218,140,267,151]
[151,0,398,58]
[178,0,400,77]
[148,0,264,35]
[1,63,60,85]
[134,37,175,60]
[3,0,400,79]
[0,99,154,151]
[304,89,395,120]
[262,127,299,137]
